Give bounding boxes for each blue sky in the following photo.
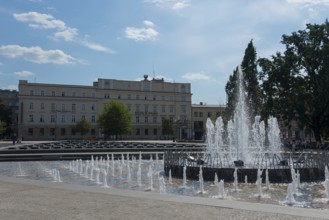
[1,0,329,104]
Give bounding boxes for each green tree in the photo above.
[0,99,12,137]
[73,118,91,139]
[225,40,261,121]
[161,118,174,138]
[259,20,329,141]
[0,120,6,136]
[97,100,131,140]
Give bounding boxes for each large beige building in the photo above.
[191,103,226,140]
[18,75,192,140]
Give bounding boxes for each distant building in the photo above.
[0,89,19,137]
[18,75,193,140]
[191,103,226,140]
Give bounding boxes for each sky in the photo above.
[1,0,329,105]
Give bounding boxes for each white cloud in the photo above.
[13,11,113,53]
[145,0,191,10]
[143,20,155,27]
[80,41,115,53]
[125,21,159,41]
[0,45,78,64]
[53,27,78,41]
[14,70,35,77]
[181,72,211,81]
[13,12,66,30]
[172,1,190,10]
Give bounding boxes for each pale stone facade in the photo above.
[18,75,192,140]
[191,103,226,140]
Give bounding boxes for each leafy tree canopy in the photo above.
[97,100,131,139]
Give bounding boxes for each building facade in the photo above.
[18,75,192,140]
[191,103,226,140]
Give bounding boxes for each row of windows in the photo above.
[28,103,96,112]
[105,94,188,102]
[29,90,189,102]
[28,114,96,123]
[29,90,96,98]
[27,128,96,136]
[193,111,222,118]
[135,128,158,136]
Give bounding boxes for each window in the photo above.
[208,112,211,117]
[51,103,56,111]
[199,112,203,117]
[153,95,156,100]
[144,104,148,112]
[39,128,44,136]
[127,94,131,100]
[145,128,149,135]
[41,90,45,96]
[29,102,34,110]
[161,105,165,113]
[153,105,157,113]
[194,112,198,117]
[72,115,76,123]
[60,128,66,136]
[136,116,140,123]
[180,106,186,113]
[170,96,174,101]
[91,104,96,111]
[145,117,148,124]
[136,128,140,135]
[153,116,157,124]
[91,115,96,123]
[81,115,86,120]
[118,95,121,99]
[40,103,45,110]
[28,128,33,136]
[136,95,140,100]
[144,96,148,100]
[127,104,131,111]
[39,115,45,123]
[62,104,65,111]
[170,105,174,113]
[82,104,86,111]
[51,91,56,96]
[153,128,157,135]
[61,115,65,123]
[72,92,76,97]
[104,93,109,99]
[136,104,140,112]
[50,128,55,136]
[181,96,186,101]
[61,91,66,97]
[82,92,86,97]
[51,115,55,123]
[72,104,76,111]
[162,96,165,101]
[29,90,34,96]
[92,92,96,98]
[28,114,34,122]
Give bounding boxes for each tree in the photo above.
[73,118,91,139]
[162,118,174,138]
[259,20,329,142]
[225,40,261,121]
[0,99,12,137]
[0,120,6,136]
[97,100,131,139]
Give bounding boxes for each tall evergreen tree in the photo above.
[225,40,261,121]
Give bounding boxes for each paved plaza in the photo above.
[0,141,329,219]
[0,176,328,220]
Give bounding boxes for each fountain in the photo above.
[164,67,325,183]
